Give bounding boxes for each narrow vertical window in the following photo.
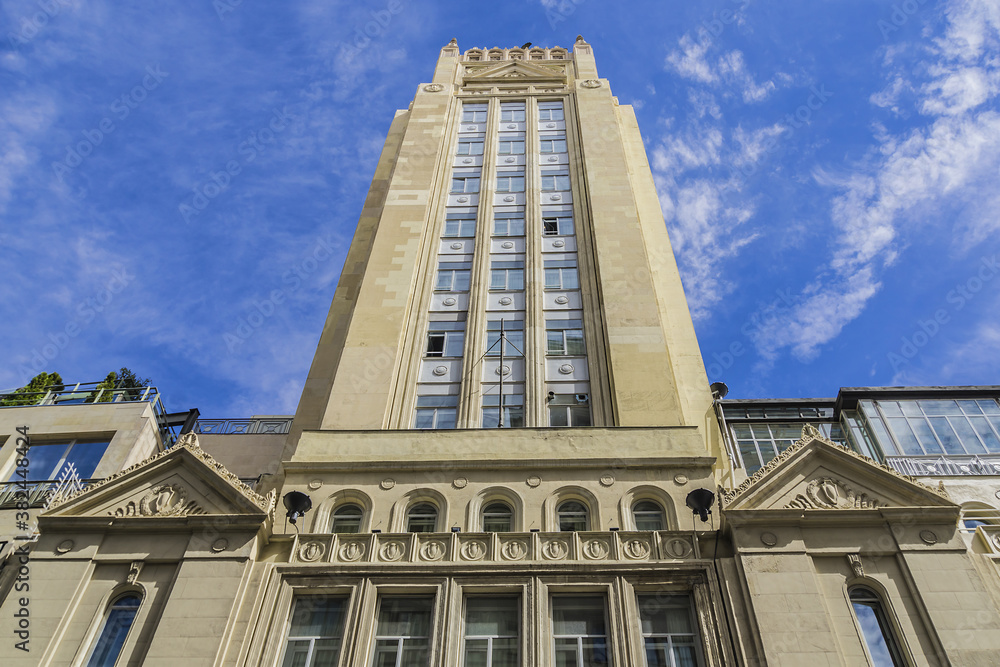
[549,394,592,427]
[637,594,701,667]
[414,395,458,429]
[632,501,666,531]
[331,504,363,534]
[493,211,525,236]
[546,320,585,355]
[544,260,579,290]
[542,215,574,236]
[849,587,905,666]
[485,320,525,356]
[482,393,525,428]
[407,503,438,533]
[464,597,519,666]
[490,261,525,290]
[500,103,526,122]
[426,322,465,358]
[372,597,434,667]
[557,500,589,531]
[552,596,610,666]
[85,594,141,667]
[281,597,348,667]
[482,501,514,532]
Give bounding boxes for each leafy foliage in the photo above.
[0,372,65,406]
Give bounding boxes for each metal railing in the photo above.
[885,455,1000,477]
[195,418,292,435]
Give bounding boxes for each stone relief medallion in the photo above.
[501,241,515,249]
[552,240,565,248]
[380,478,396,490]
[299,541,325,562]
[558,364,574,375]
[462,158,473,164]
[599,474,615,487]
[583,539,608,559]
[673,473,689,486]
[760,532,778,547]
[547,156,558,162]
[501,540,527,560]
[507,123,517,129]
[499,297,513,306]
[546,123,556,128]
[457,196,469,203]
[554,295,569,304]
[995,489,1000,501]
[665,537,692,558]
[550,194,562,201]
[420,540,446,561]
[380,541,405,562]
[526,475,541,487]
[495,365,512,376]
[442,297,457,306]
[919,530,938,545]
[785,477,880,510]
[581,79,602,88]
[462,540,487,561]
[55,539,74,555]
[504,157,515,163]
[340,541,365,562]
[211,538,229,553]
[503,196,515,202]
[450,242,464,249]
[452,477,468,489]
[543,540,568,560]
[432,366,448,376]
[423,83,444,92]
[113,483,205,518]
[308,479,323,490]
[623,538,650,559]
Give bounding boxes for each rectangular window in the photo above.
[538,105,565,121]
[443,215,475,238]
[541,174,571,191]
[546,319,585,355]
[540,137,568,153]
[637,594,700,667]
[281,597,348,667]
[495,173,525,193]
[493,212,525,237]
[543,215,574,236]
[457,139,484,156]
[463,104,488,123]
[414,396,458,429]
[544,260,580,290]
[464,597,519,666]
[500,103,526,122]
[482,393,525,428]
[452,176,481,194]
[435,262,472,292]
[874,399,1000,457]
[486,320,524,357]
[549,395,591,427]
[490,260,525,291]
[552,596,610,666]
[372,597,434,667]
[426,322,465,358]
[11,439,110,482]
[498,140,525,155]
[731,423,803,474]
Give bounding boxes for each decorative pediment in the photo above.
[722,430,954,513]
[40,433,275,526]
[462,60,567,84]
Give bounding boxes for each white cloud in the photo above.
[666,40,780,104]
[666,35,717,84]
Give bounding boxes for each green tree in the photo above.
[0,372,65,406]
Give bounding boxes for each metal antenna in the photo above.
[498,318,505,427]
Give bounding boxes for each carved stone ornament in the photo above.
[919,530,938,545]
[420,540,446,561]
[111,483,206,518]
[847,554,864,578]
[543,539,568,560]
[546,123,556,128]
[457,196,469,203]
[503,195,515,202]
[299,540,325,562]
[784,477,881,510]
[211,538,229,553]
[380,478,395,490]
[580,79,602,88]
[599,474,615,487]
[665,538,693,558]
[526,475,541,487]
[423,83,444,92]
[442,297,457,306]
[583,539,608,559]
[452,477,468,489]
[339,540,365,562]
[450,242,463,249]
[674,474,689,486]
[462,540,486,560]
[501,241,514,249]
[126,561,144,585]
[547,156,558,162]
[552,239,565,248]
[463,158,473,164]
[558,364,574,375]
[504,157,515,163]
[495,365,512,376]
[501,539,527,560]
[499,297,513,306]
[760,532,778,547]
[55,539,74,554]
[623,538,650,559]
[550,194,562,201]
[380,540,405,561]
[432,366,448,376]
[554,296,570,304]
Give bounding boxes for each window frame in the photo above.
[557,499,590,532]
[497,139,525,155]
[83,592,143,667]
[443,215,476,238]
[485,320,525,357]
[550,595,611,667]
[500,104,526,122]
[541,173,571,192]
[542,215,574,237]
[848,585,907,667]
[539,137,568,154]
[489,261,525,291]
[481,501,514,532]
[414,395,458,429]
[425,321,465,358]
[495,173,525,193]
[279,595,350,667]
[330,504,364,534]
[14,437,111,482]
[493,212,525,237]
[632,500,666,532]
[482,393,525,429]
[538,106,565,121]
[544,260,580,290]
[407,502,440,533]
[636,593,703,667]
[456,138,484,156]
[451,175,481,194]
[462,106,487,123]
[435,262,472,292]
[462,595,520,667]
[546,319,586,356]
[549,394,592,427]
[371,596,436,667]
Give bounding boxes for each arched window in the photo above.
[482,501,513,532]
[86,593,141,667]
[407,503,438,533]
[960,503,997,531]
[557,500,589,531]
[849,586,905,666]
[331,504,363,534]
[632,500,666,531]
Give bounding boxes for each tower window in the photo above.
[372,597,434,665]
[557,500,589,531]
[546,319,585,356]
[486,320,524,357]
[551,596,609,665]
[493,212,525,236]
[849,587,905,666]
[541,173,571,191]
[482,393,525,429]
[500,103,525,122]
[414,395,458,429]
[407,503,439,532]
[538,104,565,121]
[331,504,363,534]
[443,215,475,238]
[490,260,525,291]
[544,260,579,290]
[85,593,142,667]
[426,321,465,358]
[464,596,519,666]
[540,137,567,153]
[495,173,525,193]
[457,138,484,156]
[637,594,700,667]
[542,215,574,236]
[451,176,481,193]
[498,139,525,155]
[482,501,514,532]
[549,394,591,427]
[435,262,472,292]
[280,597,348,667]
[632,500,666,531]
[463,104,487,123]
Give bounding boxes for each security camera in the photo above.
[575,394,589,404]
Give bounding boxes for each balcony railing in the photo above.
[885,455,1000,477]
[195,418,292,435]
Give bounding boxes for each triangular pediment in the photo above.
[722,430,955,513]
[463,60,567,84]
[40,434,274,526]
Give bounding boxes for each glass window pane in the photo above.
[929,417,965,454]
[466,597,518,636]
[920,400,960,416]
[20,442,69,481]
[86,595,141,667]
[851,599,900,667]
[970,417,1000,453]
[281,640,311,667]
[885,418,923,456]
[377,598,433,637]
[63,440,109,478]
[978,400,1000,415]
[951,417,987,454]
[553,596,606,636]
[909,418,943,455]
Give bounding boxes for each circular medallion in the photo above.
[550,194,562,201]
[504,157,515,163]
[211,538,229,553]
[558,364,574,375]
[420,540,446,561]
[462,540,486,560]
[499,297,513,305]
[547,156,558,162]
[599,474,615,487]
[452,477,468,489]
[666,538,693,558]
[423,83,444,92]
[503,195,515,202]
[380,478,395,490]
[450,242,463,249]
[554,295,570,304]
[501,241,514,249]
[543,540,568,559]
[546,123,556,128]
[55,539,74,554]
[299,541,325,562]
[380,541,405,562]
[507,123,516,129]
[457,196,469,203]
[462,159,473,165]
[339,541,365,562]
[465,125,477,131]
[501,540,527,560]
[526,475,541,487]
[995,489,1000,500]
[495,365,512,376]
[673,474,688,486]
[919,530,938,545]
[581,79,602,88]
[432,365,448,376]
[623,539,651,559]
[583,539,608,559]
[760,532,778,547]
[442,297,457,306]
[308,479,323,490]
[552,239,565,248]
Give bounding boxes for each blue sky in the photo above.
[1,0,998,417]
